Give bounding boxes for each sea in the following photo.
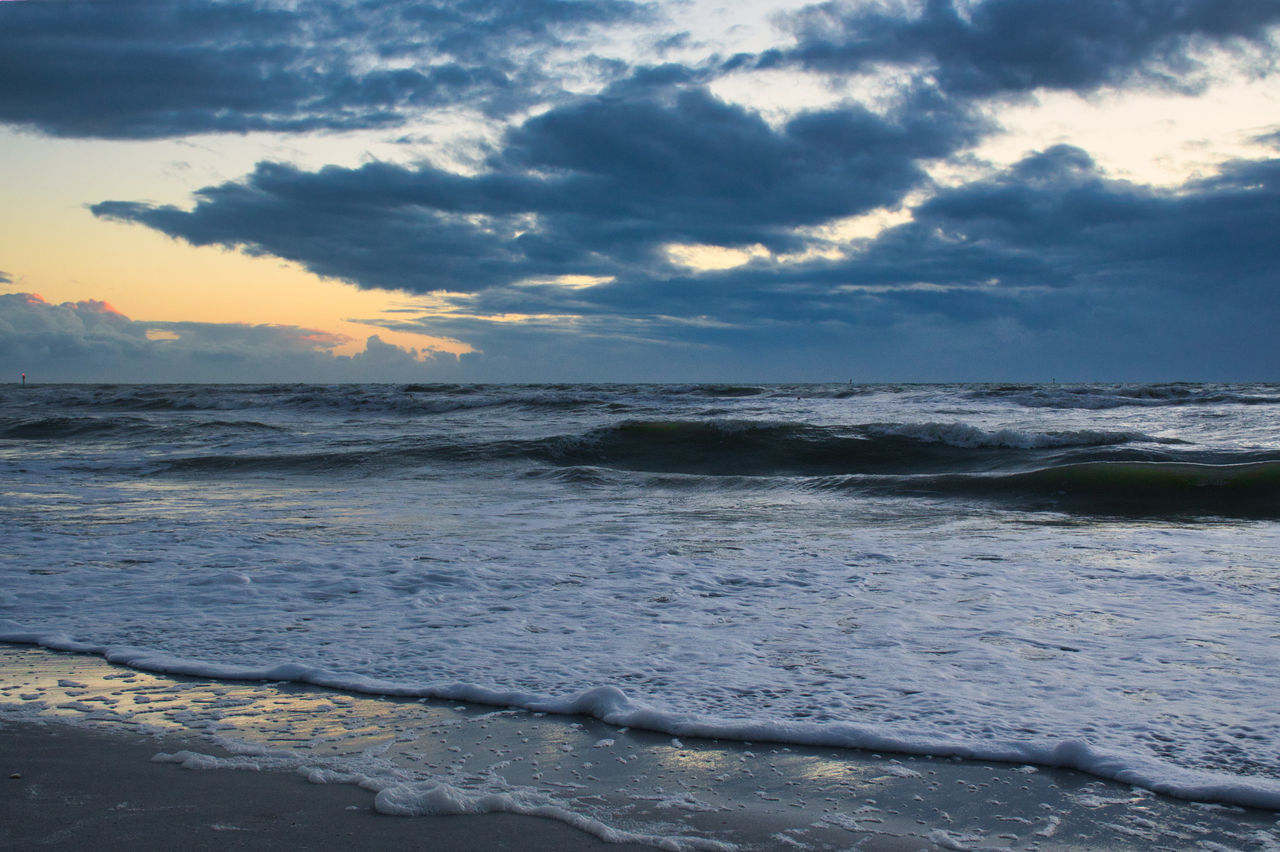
[2,382,1279,809]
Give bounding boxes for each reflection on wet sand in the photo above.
[3,643,1278,851]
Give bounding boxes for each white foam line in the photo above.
[6,637,1280,812]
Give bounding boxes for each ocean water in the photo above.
[3,382,1279,808]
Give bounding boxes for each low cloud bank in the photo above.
[0,294,443,383]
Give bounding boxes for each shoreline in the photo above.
[7,632,1278,813]
[3,644,1278,850]
[2,720,650,852]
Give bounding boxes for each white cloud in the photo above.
[0,293,447,383]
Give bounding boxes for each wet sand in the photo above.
[1,721,654,851]
[2,644,1277,850]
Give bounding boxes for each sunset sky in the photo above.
[2,0,1277,383]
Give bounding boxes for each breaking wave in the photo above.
[819,461,1280,518]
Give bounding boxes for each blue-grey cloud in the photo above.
[356,143,1278,381]
[768,0,1280,97]
[846,145,1280,294]
[0,0,647,139]
[94,126,1280,318]
[92,83,987,290]
[1256,127,1280,149]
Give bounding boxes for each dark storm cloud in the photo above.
[310,142,1280,328]
[342,141,1279,380]
[769,0,1280,96]
[0,0,647,139]
[88,68,1280,380]
[92,84,988,291]
[847,145,1280,294]
[617,143,1280,325]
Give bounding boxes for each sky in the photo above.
[1,0,1278,383]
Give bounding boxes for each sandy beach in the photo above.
[3,643,1277,850]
